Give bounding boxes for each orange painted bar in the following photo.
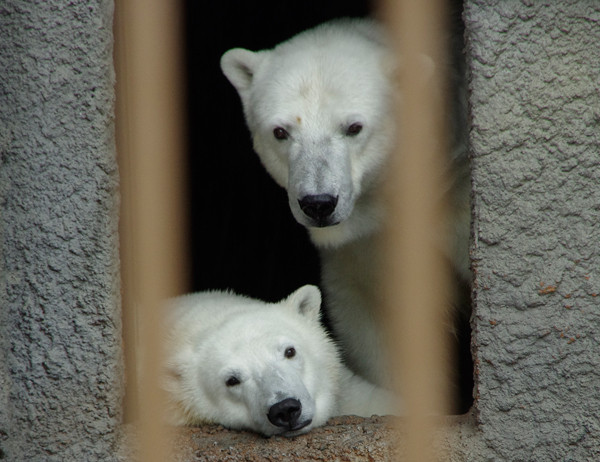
[380,0,452,460]
[115,0,188,460]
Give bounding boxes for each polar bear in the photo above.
[220,19,470,387]
[162,285,396,437]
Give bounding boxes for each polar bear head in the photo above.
[221,19,396,247]
[163,285,341,436]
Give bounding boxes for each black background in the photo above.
[184,1,374,301]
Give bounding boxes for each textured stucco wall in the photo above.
[465,1,600,460]
[0,1,123,461]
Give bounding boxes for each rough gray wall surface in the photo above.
[465,1,600,460]
[0,1,123,461]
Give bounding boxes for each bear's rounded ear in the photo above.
[380,54,400,82]
[283,285,322,323]
[162,357,185,392]
[220,48,266,94]
[382,53,436,88]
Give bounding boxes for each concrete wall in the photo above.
[0,1,123,461]
[465,0,600,460]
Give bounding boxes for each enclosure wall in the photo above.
[466,1,600,460]
[0,1,123,460]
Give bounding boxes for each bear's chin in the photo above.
[264,418,313,438]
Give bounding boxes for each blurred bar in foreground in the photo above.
[115,0,188,460]
[380,0,453,460]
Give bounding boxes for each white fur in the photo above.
[221,19,395,242]
[163,285,397,437]
[221,18,470,386]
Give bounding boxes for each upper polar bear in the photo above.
[221,19,394,247]
[221,19,470,386]
[163,285,396,437]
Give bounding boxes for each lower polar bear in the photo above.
[163,285,396,436]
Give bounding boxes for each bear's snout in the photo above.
[267,398,309,430]
[298,194,338,225]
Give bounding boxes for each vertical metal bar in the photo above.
[115,0,188,460]
[381,0,451,460]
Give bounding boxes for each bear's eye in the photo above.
[273,127,289,141]
[225,376,241,387]
[346,122,363,136]
[284,347,296,359]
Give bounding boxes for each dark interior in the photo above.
[184,0,472,413]
[184,1,373,302]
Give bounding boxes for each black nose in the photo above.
[267,398,302,429]
[298,194,338,221]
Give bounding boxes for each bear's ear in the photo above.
[220,48,266,95]
[380,54,400,82]
[382,53,436,88]
[283,285,322,323]
[162,357,185,392]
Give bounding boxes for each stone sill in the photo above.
[165,412,486,461]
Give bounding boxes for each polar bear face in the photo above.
[221,19,396,247]
[197,317,319,436]
[164,285,341,436]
